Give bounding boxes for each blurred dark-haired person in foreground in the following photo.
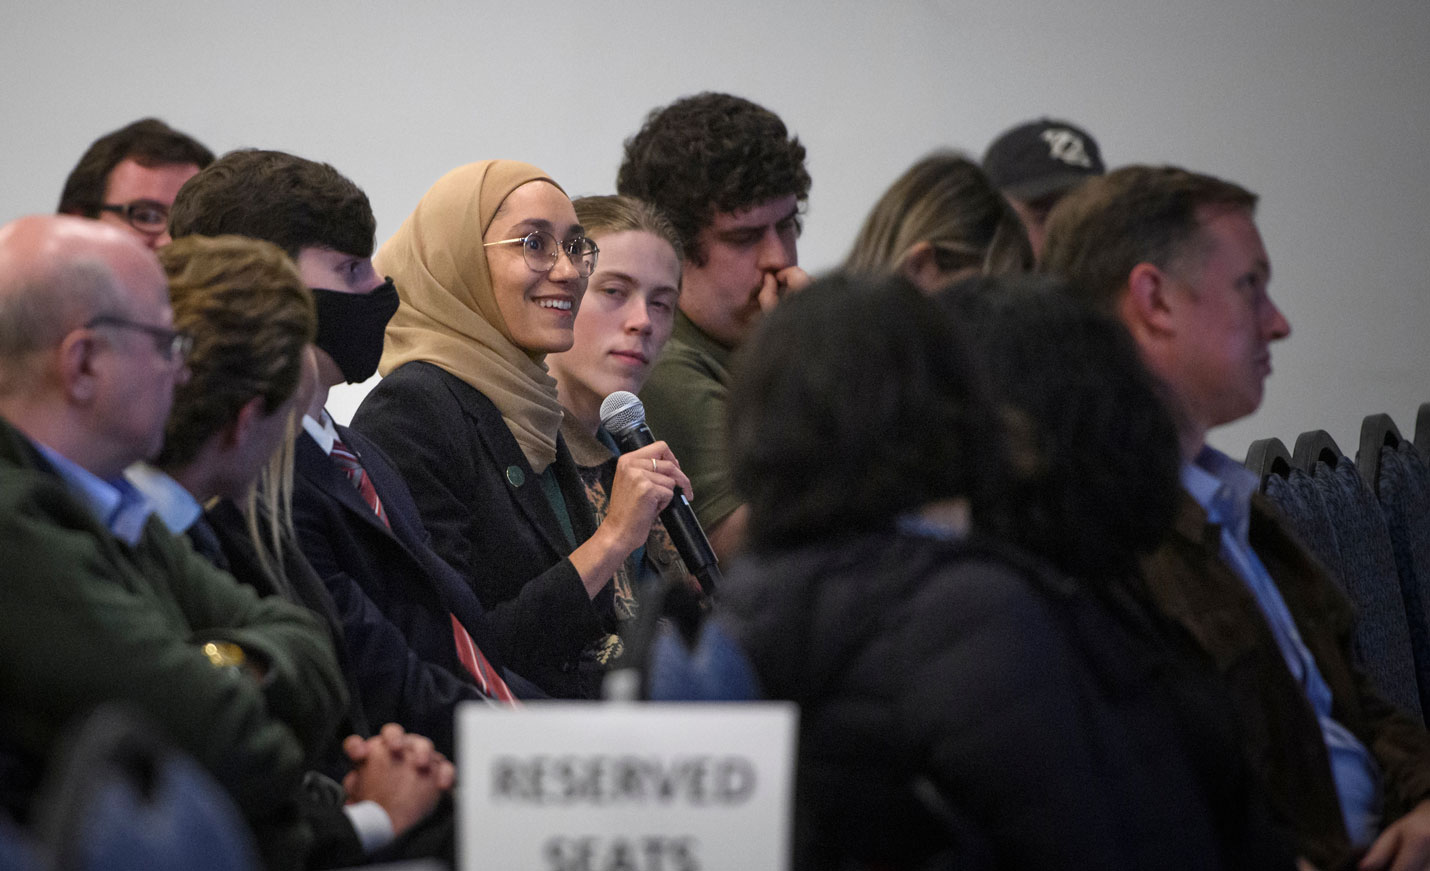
[57,117,213,249]
[939,275,1182,581]
[1042,164,1430,871]
[714,272,1295,870]
[941,274,1295,868]
[844,151,1031,293]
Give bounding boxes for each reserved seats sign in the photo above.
[457,702,797,871]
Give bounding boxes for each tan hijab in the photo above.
[375,160,568,473]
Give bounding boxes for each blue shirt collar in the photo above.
[125,462,203,535]
[34,442,155,545]
[1181,445,1257,544]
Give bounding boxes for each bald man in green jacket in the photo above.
[0,215,346,869]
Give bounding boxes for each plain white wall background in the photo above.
[3,0,1427,457]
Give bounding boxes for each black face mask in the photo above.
[311,278,400,383]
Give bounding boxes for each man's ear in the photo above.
[903,241,949,296]
[1121,262,1178,337]
[57,329,99,403]
[225,395,268,450]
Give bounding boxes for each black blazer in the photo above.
[352,362,608,699]
[290,423,501,755]
[199,502,370,761]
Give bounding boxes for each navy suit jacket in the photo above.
[291,423,504,756]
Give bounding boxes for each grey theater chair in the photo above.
[1359,414,1430,720]
[1297,431,1421,722]
[32,705,260,871]
[1248,434,1422,722]
[1416,402,1430,460]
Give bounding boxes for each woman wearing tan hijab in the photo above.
[351,161,690,699]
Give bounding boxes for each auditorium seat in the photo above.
[1300,430,1421,722]
[1359,414,1430,719]
[1251,432,1422,721]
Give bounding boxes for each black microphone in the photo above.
[599,391,720,594]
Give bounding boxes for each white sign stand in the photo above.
[457,702,797,871]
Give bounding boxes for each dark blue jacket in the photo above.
[290,422,504,755]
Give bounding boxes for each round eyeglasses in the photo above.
[96,199,171,235]
[484,230,599,277]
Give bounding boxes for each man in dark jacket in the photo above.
[1042,165,1430,871]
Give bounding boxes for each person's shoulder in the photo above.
[648,334,719,380]
[729,533,1041,632]
[0,449,106,544]
[910,540,1053,621]
[362,362,496,424]
[368,361,451,402]
[642,346,728,422]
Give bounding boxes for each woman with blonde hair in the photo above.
[844,151,1032,293]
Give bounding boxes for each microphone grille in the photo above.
[599,391,646,434]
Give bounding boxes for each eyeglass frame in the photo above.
[85,315,193,362]
[483,230,599,277]
[95,199,171,235]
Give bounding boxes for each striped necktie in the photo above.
[329,436,517,704]
[330,438,388,527]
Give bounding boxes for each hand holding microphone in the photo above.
[603,442,691,556]
[601,391,721,593]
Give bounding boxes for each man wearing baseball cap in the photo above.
[982,118,1105,257]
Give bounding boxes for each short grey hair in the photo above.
[0,257,122,393]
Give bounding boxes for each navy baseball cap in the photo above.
[983,118,1105,201]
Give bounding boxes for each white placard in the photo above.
[457,702,797,871]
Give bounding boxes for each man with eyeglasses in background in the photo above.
[57,117,213,250]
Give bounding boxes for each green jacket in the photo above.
[0,415,347,867]
[640,311,741,531]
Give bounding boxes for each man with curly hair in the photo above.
[617,92,812,560]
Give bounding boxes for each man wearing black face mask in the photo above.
[169,151,533,752]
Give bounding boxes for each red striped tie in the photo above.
[330,438,388,527]
[331,437,517,705]
[451,614,519,704]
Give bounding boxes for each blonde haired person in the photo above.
[545,195,700,622]
[845,151,1032,293]
[130,234,458,861]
